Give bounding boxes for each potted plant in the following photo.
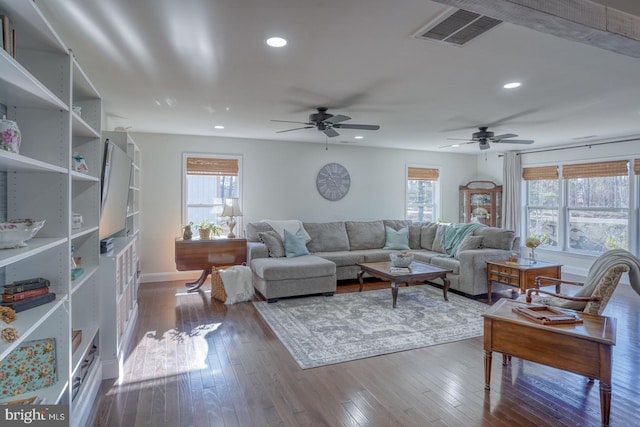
[212,224,224,237]
[197,219,225,239]
[197,219,214,239]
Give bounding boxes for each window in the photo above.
[406,167,439,222]
[183,154,241,229]
[524,161,631,254]
[524,166,559,247]
[563,161,629,251]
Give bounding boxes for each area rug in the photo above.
[253,285,488,369]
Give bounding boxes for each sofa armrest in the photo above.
[457,248,513,295]
[247,241,269,265]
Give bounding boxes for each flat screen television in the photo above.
[99,139,133,240]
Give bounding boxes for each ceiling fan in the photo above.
[441,126,534,150]
[272,107,380,137]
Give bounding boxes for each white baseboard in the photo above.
[101,358,119,380]
[140,271,201,283]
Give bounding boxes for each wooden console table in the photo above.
[486,259,562,303]
[483,299,616,426]
[175,237,247,292]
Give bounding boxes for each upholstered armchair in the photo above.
[524,249,640,315]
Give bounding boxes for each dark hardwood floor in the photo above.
[89,279,640,427]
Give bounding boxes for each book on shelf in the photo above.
[0,292,56,312]
[72,330,82,354]
[2,286,49,302]
[3,277,50,295]
[0,15,13,57]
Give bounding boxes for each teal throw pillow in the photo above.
[383,226,410,250]
[284,228,310,257]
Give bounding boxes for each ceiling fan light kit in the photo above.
[442,126,535,150]
[272,107,380,138]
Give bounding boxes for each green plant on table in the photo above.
[197,219,224,237]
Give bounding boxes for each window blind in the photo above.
[408,167,439,180]
[522,166,558,181]
[634,159,640,175]
[186,157,238,176]
[562,160,628,179]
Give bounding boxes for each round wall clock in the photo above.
[316,163,351,201]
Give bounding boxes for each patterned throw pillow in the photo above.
[258,231,285,258]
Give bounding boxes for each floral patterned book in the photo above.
[0,338,57,398]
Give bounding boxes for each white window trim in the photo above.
[182,152,243,225]
[405,164,440,222]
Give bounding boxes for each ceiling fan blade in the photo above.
[439,140,477,148]
[495,139,534,144]
[323,127,340,137]
[271,119,311,124]
[333,124,380,130]
[492,133,518,140]
[446,137,473,141]
[276,126,314,133]
[324,114,351,125]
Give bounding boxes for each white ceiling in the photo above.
[38,0,640,153]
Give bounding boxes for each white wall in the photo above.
[477,137,640,277]
[132,132,479,282]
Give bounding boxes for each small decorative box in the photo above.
[0,338,57,398]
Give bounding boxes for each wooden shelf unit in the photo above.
[459,181,502,227]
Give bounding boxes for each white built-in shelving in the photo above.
[0,1,102,425]
[99,131,140,380]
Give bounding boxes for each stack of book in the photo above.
[1,278,55,312]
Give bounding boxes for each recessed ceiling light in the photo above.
[503,82,521,89]
[354,135,364,139]
[266,37,287,47]
[214,125,224,129]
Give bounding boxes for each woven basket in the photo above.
[211,268,227,302]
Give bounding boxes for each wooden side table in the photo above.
[483,299,616,426]
[175,237,247,292]
[486,259,562,303]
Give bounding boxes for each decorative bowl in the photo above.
[390,252,414,268]
[0,219,46,249]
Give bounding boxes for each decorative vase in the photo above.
[198,228,211,240]
[530,247,537,264]
[0,117,21,154]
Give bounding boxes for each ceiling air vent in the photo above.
[415,8,502,46]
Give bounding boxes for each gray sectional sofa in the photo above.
[246,219,519,301]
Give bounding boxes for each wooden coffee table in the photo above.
[483,299,616,426]
[356,260,453,308]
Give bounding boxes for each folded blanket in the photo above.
[219,265,254,305]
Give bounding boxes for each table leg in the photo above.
[441,276,450,301]
[186,268,211,292]
[484,350,492,390]
[391,281,399,308]
[600,382,612,426]
[357,270,365,292]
